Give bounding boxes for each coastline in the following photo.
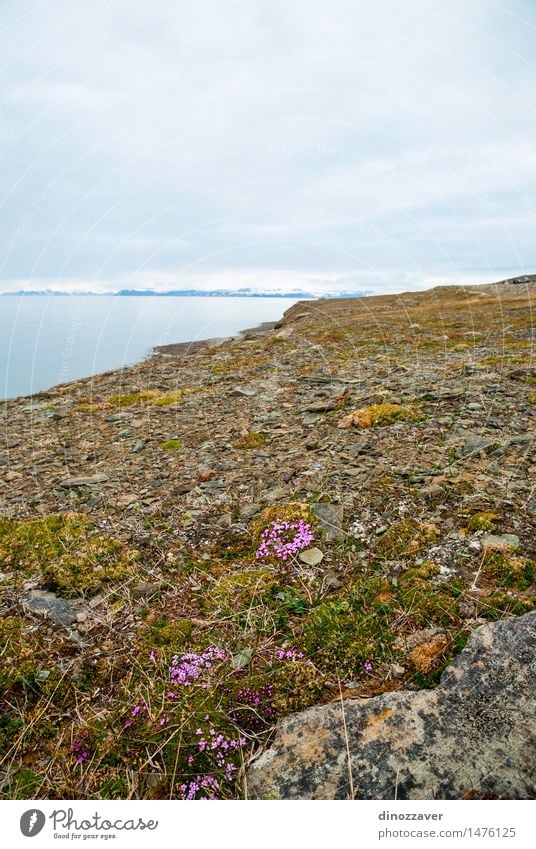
[1,280,535,799]
[1,299,307,403]
[152,320,281,358]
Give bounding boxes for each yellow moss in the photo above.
[109,389,196,408]
[160,439,182,451]
[466,512,499,532]
[208,569,277,615]
[234,432,267,449]
[0,513,140,597]
[409,636,449,674]
[77,404,100,413]
[251,503,317,545]
[528,394,536,405]
[376,521,440,559]
[338,403,422,429]
[109,391,159,407]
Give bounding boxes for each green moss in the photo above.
[5,768,44,799]
[466,512,499,532]
[109,391,157,407]
[234,432,268,449]
[160,439,182,451]
[375,520,439,559]
[303,578,396,678]
[0,513,140,597]
[528,394,536,405]
[477,590,535,619]
[209,569,276,613]
[397,573,460,627]
[77,403,100,413]
[251,503,317,546]
[301,559,466,681]
[142,617,193,649]
[482,552,535,590]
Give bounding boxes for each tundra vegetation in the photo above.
[1,281,535,798]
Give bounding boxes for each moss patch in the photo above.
[160,439,182,451]
[482,552,535,590]
[234,432,268,449]
[0,513,140,597]
[466,512,500,532]
[375,520,440,559]
[338,403,423,429]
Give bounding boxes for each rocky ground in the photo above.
[0,279,535,799]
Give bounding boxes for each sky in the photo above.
[1,0,536,295]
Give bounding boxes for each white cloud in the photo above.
[1,0,536,293]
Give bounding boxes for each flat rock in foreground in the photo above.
[247,613,536,799]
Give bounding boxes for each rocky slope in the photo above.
[247,612,536,799]
[0,279,535,799]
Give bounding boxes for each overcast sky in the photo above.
[1,0,536,295]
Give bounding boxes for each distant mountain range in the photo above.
[1,287,372,299]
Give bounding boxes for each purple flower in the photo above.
[256,520,314,561]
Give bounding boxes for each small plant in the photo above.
[256,520,314,562]
[235,432,267,449]
[338,403,422,429]
[160,439,182,451]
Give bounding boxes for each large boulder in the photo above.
[247,613,536,799]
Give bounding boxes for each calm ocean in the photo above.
[0,296,299,400]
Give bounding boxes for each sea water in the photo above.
[0,296,299,400]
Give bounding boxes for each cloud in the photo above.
[1,0,536,294]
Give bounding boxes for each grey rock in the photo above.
[231,385,257,398]
[299,547,324,566]
[131,582,165,598]
[459,437,498,458]
[59,474,109,488]
[302,400,337,413]
[419,484,444,500]
[239,503,261,519]
[247,613,536,799]
[264,486,289,504]
[132,440,144,453]
[481,533,520,550]
[106,414,128,423]
[323,570,342,591]
[311,503,344,541]
[22,590,87,627]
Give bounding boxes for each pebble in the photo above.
[299,547,325,567]
[59,474,109,488]
[481,533,520,550]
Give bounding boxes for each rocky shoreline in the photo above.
[1,279,535,799]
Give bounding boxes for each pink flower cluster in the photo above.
[229,684,275,733]
[124,698,148,729]
[180,774,221,801]
[276,648,304,661]
[180,728,247,800]
[255,520,314,561]
[170,647,227,686]
[71,737,90,766]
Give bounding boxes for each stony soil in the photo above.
[0,279,535,799]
